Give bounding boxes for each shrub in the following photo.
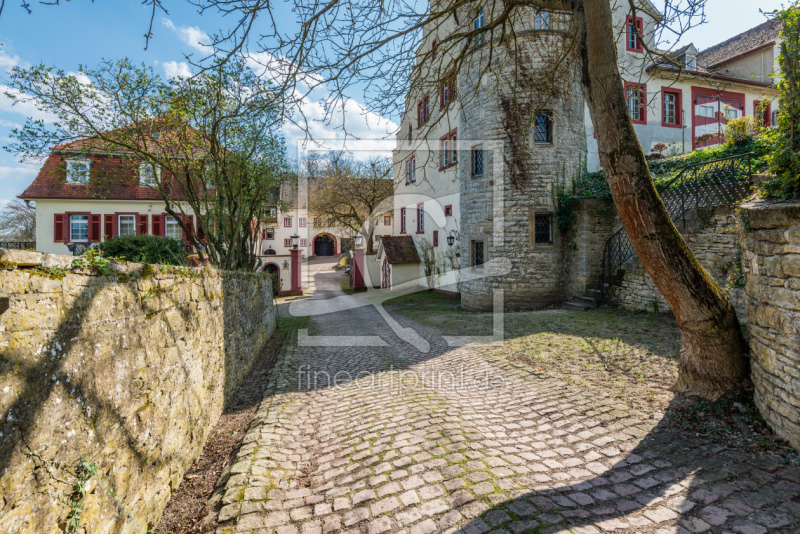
[725,116,755,145]
[94,234,188,265]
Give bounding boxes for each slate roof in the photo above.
[380,235,420,265]
[697,18,780,69]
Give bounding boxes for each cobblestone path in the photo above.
[215,258,800,534]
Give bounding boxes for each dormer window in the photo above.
[139,161,162,187]
[679,54,696,70]
[65,157,91,185]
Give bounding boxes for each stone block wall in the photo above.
[458,30,585,311]
[739,202,800,450]
[0,250,276,534]
[564,198,620,298]
[611,207,746,320]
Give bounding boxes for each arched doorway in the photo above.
[263,262,280,294]
[263,263,280,277]
[313,233,336,256]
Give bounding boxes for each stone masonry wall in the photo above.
[739,202,800,450]
[458,28,585,311]
[611,207,746,320]
[0,249,276,534]
[564,198,620,298]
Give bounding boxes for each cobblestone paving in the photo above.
[215,258,800,534]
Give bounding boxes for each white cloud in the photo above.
[0,49,19,70]
[0,119,21,129]
[0,166,38,181]
[0,86,57,123]
[162,18,212,53]
[161,60,192,79]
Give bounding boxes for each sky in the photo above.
[0,0,786,205]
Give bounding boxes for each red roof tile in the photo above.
[381,235,420,265]
[19,152,181,201]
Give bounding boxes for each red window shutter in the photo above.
[137,214,148,234]
[104,214,114,240]
[89,214,101,242]
[433,230,439,247]
[636,18,643,49]
[152,214,162,236]
[54,214,64,242]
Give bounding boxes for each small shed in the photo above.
[376,235,421,291]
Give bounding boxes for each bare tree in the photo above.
[0,199,35,242]
[307,154,394,254]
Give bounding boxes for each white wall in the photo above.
[34,199,194,255]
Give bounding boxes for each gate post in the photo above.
[290,248,303,296]
[352,249,366,292]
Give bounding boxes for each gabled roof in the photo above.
[697,18,780,69]
[19,152,176,201]
[379,235,420,265]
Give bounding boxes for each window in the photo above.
[534,112,554,144]
[471,241,484,268]
[70,214,89,242]
[384,215,391,225]
[406,156,416,183]
[270,208,276,218]
[66,157,91,185]
[533,213,553,245]
[299,217,307,227]
[263,228,275,240]
[401,208,407,233]
[681,55,697,70]
[431,38,438,60]
[440,70,456,107]
[723,106,741,121]
[472,147,484,176]
[284,217,292,227]
[408,124,413,145]
[772,109,779,127]
[440,130,457,169]
[754,101,772,127]
[165,217,182,240]
[625,82,647,124]
[474,9,484,47]
[534,10,552,30]
[433,230,439,247]
[139,162,162,187]
[417,203,424,233]
[662,89,682,128]
[626,15,643,52]
[699,104,716,118]
[284,238,292,247]
[300,238,308,247]
[444,205,453,217]
[417,96,430,125]
[314,217,322,226]
[118,214,136,236]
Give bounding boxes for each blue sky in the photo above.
[0,0,785,204]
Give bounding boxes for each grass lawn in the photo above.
[385,290,681,411]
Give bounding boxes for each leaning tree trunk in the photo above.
[574,0,749,400]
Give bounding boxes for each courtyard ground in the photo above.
[176,257,800,534]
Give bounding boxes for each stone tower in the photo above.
[457,10,585,311]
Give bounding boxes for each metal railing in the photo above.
[596,152,753,302]
[0,241,35,250]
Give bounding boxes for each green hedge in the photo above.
[94,234,188,265]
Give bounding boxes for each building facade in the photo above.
[390,0,781,310]
[20,144,198,255]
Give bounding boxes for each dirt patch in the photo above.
[153,326,287,534]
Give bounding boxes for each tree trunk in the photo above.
[575,0,749,400]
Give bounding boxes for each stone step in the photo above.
[562,300,594,311]
[575,295,599,306]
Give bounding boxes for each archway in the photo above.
[313,233,336,256]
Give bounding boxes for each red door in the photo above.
[691,87,745,150]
